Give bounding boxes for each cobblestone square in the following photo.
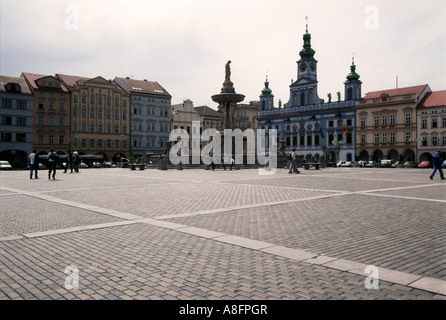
[0,166,445,301]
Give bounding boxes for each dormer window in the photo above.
[5,83,21,93]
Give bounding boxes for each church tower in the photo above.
[259,76,274,111]
[288,18,323,107]
[344,57,362,101]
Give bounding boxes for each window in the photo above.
[374,134,379,144]
[59,135,65,145]
[90,109,95,118]
[442,117,446,128]
[432,137,438,146]
[360,117,365,127]
[329,120,334,127]
[73,124,78,132]
[38,116,44,126]
[49,135,54,144]
[59,117,65,126]
[90,140,95,148]
[405,113,411,124]
[73,95,78,103]
[59,102,65,111]
[98,124,103,133]
[382,115,387,126]
[17,100,27,109]
[443,136,446,146]
[374,116,379,126]
[421,119,427,129]
[390,114,395,125]
[81,108,86,118]
[98,109,103,119]
[73,107,78,117]
[360,134,366,144]
[49,101,55,110]
[38,135,44,144]
[82,123,86,132]
[115,111,119,120]
[1,99,12,108]
[15,117,26,126]
[314,135,320,146]
[382,133,387,143]
[405,132,411,142]
[16,133,26,142]
[422,137,428,146]
[82,95,86,104]
[82,139,86,148]
[49,116,54,126]
[98,140,103,148]
[90,124,95,133]
[1,116,12,125]
[1,132,12,141]
[432,118,438,128]
[38,101,44,109]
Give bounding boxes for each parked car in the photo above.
[380,160,393,168]
[391,161,399,168]
[417,161,432,168]
[0,160,12,170]
[365,161,375,167]
[79,161,88,168]
[403,161,417,168]
[336,161,345,167]
[91,162,101,168]
[341,161,352,167]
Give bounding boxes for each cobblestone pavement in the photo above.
[0,166,445,301]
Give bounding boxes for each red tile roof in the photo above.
[194,105,220,117]
[419,90,446,108]
[115,77,171,97]
[0,75,32,94]
[56,74,90,87]
[363,84,429,99]
[21,72,69,92]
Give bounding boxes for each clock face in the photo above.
[310,62,315,71]
[300,63,307,72]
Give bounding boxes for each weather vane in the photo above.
[352,52,356,64]
[305,16,309,32]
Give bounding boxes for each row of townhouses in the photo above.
[257,26,446,164]
[1,26,445,168]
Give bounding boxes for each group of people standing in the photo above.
[28,150,81,180]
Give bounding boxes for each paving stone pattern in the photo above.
[0,167,445,300]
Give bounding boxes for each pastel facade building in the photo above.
[0,75,33,168]
[57,74,130,162]
[114,77,172,156]
[355,84,431,162]
[21,72,71,157]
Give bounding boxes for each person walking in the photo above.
[288,148,301,174]
[64,150,73,173]
[47,148,59,180]
[73,151,80,173]
[429,150,445,180]
[29,150,39,179]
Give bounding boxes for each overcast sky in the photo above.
[1,0,445,108]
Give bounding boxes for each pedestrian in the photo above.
[64,150,73,173]
[429,150,445,180]
[47,148,59,180]
[288,148,301,174]
[28,150,39,179]
[230,158,235,170]
[73,151,80,173]
[222,154,227,170]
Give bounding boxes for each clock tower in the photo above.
[287,18,323,107]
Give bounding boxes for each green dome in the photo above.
[346,63,361,82]
[261,78,273,95]
[299,31,315,59]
